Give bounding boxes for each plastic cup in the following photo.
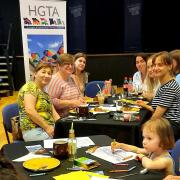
[53,140,68,160]
[97,94,105,105]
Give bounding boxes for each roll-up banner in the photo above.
[19,0,67,81]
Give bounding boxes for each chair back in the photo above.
[85,81,104,98]
[171,139,180,175]
[2,102,19,143]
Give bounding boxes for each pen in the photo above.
[113,163,129,166]
[67,167,84,171]
[117,172,138,178]
[128,166,136,172]
[29,172,47,177]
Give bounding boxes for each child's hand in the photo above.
[111,140,120,153]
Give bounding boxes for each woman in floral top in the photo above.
[18,63,60,141]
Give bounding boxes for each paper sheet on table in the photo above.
[53,171,108,180]
[89,146,136,164]
[12,152,50,162]
[44,137,95,149]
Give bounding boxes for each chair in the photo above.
[2,102,19,143]
[171,139,180,175]
[85,81,104,98]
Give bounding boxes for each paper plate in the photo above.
[23,157,60,172]
[89,108,110,114]
[123,110,139,114]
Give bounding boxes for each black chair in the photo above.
[2,102,19,143]
[85,81,104,98]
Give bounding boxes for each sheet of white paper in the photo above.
[89,146,136,164]
[43,138,67,149]
[25,144,44,153]
[76,137,95,148]
[12,152,50,162]
[44,137,95,149]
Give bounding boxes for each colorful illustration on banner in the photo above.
[27,34,64,78]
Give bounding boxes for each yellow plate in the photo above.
[23,157,60,172]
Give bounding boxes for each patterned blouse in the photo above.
[18,81,55,131]
[47,74,82,117]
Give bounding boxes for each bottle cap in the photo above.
[69,122,74,132]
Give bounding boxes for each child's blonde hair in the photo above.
[142,118,175,150]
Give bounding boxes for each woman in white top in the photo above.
[133,53,149,93]
[143,54,160,101]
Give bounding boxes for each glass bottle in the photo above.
[123,77,128,98]
[68,122,77,161]
[128,77,133,96]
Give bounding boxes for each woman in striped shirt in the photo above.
[47,53,85,118]
[137,51,180,140]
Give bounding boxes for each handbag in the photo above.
[11,116,23,141]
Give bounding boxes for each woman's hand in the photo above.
[70,99,83,108]
[79,97,86,103]
[44,125,54,138]
[71,98,86,108]
[136,100,154,112]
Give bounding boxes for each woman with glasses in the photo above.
[47,53,85,118]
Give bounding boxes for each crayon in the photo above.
[109,169,128,173]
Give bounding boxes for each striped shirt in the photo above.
[152,79,180,122]
[47,74,81,117]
